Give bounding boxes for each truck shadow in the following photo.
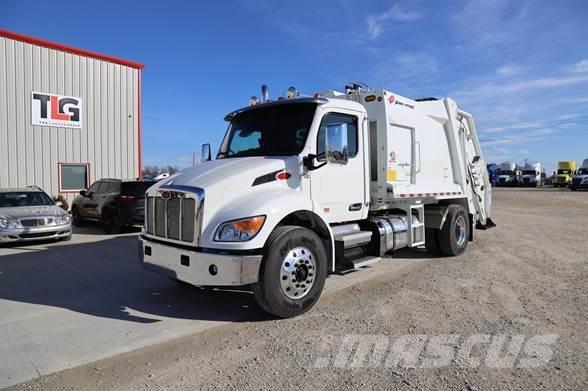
[0,236,263,324]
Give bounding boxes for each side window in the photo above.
[87,181,101,193]
[96,182,109,194]
[101,182,119,194]
[317,113,358,160]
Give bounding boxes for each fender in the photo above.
[200,188,336,270]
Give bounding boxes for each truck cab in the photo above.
[497,161,520,186]
[554,161,577,187]
[571,159,588,190]
[139,84,493,318]
[520,161,542,187]
[487,163,498,186]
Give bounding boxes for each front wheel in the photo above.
[72,207,84,227]
[252,226,328,318]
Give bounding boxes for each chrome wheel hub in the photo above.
[280,246,316,300]
[455,215,466,247]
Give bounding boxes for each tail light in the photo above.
[115,195,136,202]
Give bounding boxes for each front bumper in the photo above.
[139,236,262,286]
[0,224,72,242]
[571,180,588,189]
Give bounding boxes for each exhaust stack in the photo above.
[261,84,269,103]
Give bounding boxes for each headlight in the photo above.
[215,215,266,242]
[54,214,71,225]
[0,218,21,229]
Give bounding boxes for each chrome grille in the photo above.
[145,187,203,244]
[20,218,54,227]
[166,198,181,240]
[181,199,195,242]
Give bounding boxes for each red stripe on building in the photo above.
[0,29,145,69]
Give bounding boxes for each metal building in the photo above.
[0,29,144,205]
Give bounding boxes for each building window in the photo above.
[59,163,90,192]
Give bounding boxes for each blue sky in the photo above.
[2,0,588,173]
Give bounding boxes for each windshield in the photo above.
[522,170,537,175]
[218,103,317,158]
[500,170,514,175]
[0,191,54,207]
[558,169,571,175]
[577,168,588,175]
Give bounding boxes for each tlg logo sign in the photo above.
[31,92,82,129]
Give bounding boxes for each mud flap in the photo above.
[476,217,496,230]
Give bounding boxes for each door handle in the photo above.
[349,203,362,211]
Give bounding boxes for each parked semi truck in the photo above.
[487,163,498,186]
[571,159,588,190]
[554,161,576,187]
[520,161,543,187]
[139,84,495,318]
[497,161,520,186]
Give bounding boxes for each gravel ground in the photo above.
[10,188,588,390]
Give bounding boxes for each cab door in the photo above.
[310,110,366,223]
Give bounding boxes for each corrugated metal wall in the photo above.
[0,36,140,206]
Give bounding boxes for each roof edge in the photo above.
[0,29,145,70]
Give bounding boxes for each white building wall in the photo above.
[0,35,141,206]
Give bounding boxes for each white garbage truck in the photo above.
[139,84,495,318]
[520,161,543,187]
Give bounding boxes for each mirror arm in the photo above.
[303,155,327,171]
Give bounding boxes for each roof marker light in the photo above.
[249,96,258,106]
[286,86,299,99]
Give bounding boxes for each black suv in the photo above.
[71,179,156,233]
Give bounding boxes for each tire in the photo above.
[72,206,84,227]
[252,226,328,318]
[438,205,469,256]
[424,228,443,255]
[571,187,577,191]
[102,208,122,234]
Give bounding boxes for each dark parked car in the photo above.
[71,179,156,233]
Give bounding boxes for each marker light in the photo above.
[286,86,299,99]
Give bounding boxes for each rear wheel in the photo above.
[252,226,327,318]
[438,205,469,256]
[102,209,122,234]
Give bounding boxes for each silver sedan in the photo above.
[0,187,72,243]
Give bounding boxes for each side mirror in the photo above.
[55,200,63,207]
[325,123,349,165]
[79,189,87,197]
[201,143,212,162]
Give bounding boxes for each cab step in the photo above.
[350,256,381,269]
